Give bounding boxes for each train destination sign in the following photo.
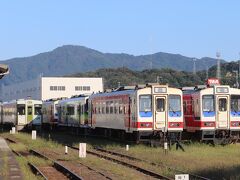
[216,87,229,93]
[154,87,167,93]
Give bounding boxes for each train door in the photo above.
[27,105,33,123]
[216,96,229,129]
[154,96,167,130]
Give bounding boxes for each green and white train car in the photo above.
[57,95,88,127]
[2,99,42,130]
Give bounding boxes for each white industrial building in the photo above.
[1,77,103,101]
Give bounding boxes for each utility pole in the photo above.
[206,65,209,80]
[150,61,153,69]
[216,52,221,80]
[193,58,196,75]
[238,52,240,88]
[157,76,162,83]
[233,71,239,88]
[118,82,121,88]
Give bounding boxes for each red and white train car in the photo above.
[88,84,183,142]
[183,78,240,143]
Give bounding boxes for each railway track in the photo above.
[69,146,172,180]
[6,137,113,180]
[9,143,80,179]
[5,136,210,180]
[92,146,210,180]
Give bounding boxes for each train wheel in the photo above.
[213,137,231,145]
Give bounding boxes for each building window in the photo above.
[75,86,90,91]
[58,86,65,91]
[75,86,83,91]
[75,86,91,91]
[50,86,65,91]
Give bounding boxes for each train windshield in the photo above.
[17,104,25,115]
[139,95,152,112]
[34,104,42,115]
[168,95,181,112]
[202,95,214,112]
[231,95,240,112]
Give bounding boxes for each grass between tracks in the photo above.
[1,131,240,179]
[0,151,8,177]
[1,132,160,179]
[0,133,51,180]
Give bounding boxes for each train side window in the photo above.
[156,98,165,112]
[106,102,109,114]
[183,101,187,113]
[114,103,118,114]
[124,106,127,114]
[219,98,227,111]
[119,105,123,114]
[191,100,194,114]
[67,106,75,115]
[110,101,114,114]
[77,105,81,115]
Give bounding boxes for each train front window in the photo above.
[202,95,214,112]
[231,95,240,112]
[168,95,181,112]
[139,95,152,112]
[34,105,42,115]
[17,105,25,115]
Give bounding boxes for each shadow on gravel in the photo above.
[37,129,128,149]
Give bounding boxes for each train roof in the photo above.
[2,99,42,105]
[58,96,89,104]
[89,89,136,99]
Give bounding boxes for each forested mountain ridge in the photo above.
[69,61,240,89]
[0,45,225,85]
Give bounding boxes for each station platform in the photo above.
[0,137,23,180]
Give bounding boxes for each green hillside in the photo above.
[0,45,224,86]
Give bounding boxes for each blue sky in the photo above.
[0,0,240,61]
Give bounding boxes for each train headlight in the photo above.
[169,122,180,127]
[231,122,240,127]
[140,122,152,128]
[204,122,214,127]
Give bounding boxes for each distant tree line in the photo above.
[68,61,239,89]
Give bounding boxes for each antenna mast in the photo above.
[193,58,196,75]
[216,52,221,80]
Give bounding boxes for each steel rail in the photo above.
[94,147,210,180]
[70,146,172,180]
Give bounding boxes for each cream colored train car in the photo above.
[2,99,42,130]
[88,84,183,142]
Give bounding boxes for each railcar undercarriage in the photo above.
[182,129,240,145]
